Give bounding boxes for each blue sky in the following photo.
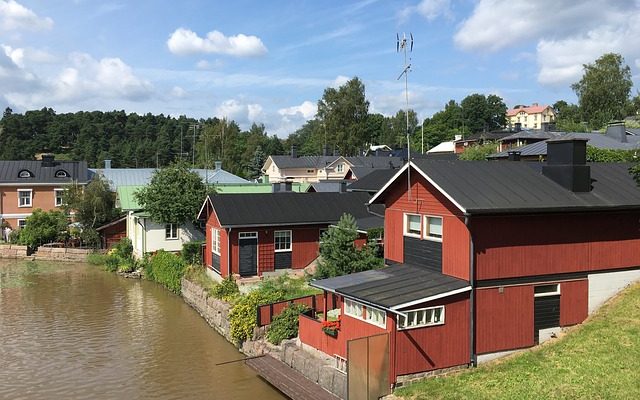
[1,0,639,137]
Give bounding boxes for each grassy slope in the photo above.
[396,282,640,400]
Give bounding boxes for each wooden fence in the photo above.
[256,292,339,327]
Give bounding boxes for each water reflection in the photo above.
[0,260,285,400]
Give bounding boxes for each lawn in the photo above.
[396,282,640,400]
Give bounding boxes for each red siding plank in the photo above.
[560,280,588,326]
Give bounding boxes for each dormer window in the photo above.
[18,170,34,178]
[55,170,69,178]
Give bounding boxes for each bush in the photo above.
[113,237,133,259]
[105,255,121,272]
[9,229,21,244]
[87,252,109,266]
[144,250,186,294]
[18,209,68,248]
[211,275,239,301]
[79,228,100,248]
[266,303,309,345]
[181,241,203,265]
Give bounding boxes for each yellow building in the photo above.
[506,103,556,130]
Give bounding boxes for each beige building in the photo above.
[506,104,556,130]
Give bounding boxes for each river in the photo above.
[0,260,286,400]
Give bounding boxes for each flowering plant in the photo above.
[321,319,340,336]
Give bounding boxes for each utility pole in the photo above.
[397,32,413,199]
[190,123,199,167]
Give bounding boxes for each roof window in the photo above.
[18,170,34,178]
[55,170,69,178]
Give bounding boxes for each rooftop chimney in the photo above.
[605,122,626,143]
[291,145,298,158]
[514,123,522,132]
[284,181,293,192]
[339,181,347,193]
[507,151,521,161]
[272,182,281,193]
[542,138,591,192]
[214,160,222,170]
[41,154,55,167]
[104,159,112,169]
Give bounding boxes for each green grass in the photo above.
[396,282,640,400]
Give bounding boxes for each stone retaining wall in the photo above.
[181,277,347,399]
[34,247,97,262]
[0,244,29,259]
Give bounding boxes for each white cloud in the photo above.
[331,75,350,88]
[399,0,452,23]
[247,103,264,121]
[0,45,40,93]
[167,28,267,57]
[278,100,317,119]
[170,86,186,98]
[214,99,264,124]
[1,44,56,67]
[195,59,223,70]
[0,0,53,31]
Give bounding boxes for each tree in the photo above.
[460,93,507,134]
[135,162,206,224]
[459,142,498,160]
[18,209,69,248]
[247,145,266,181]
[63,176,119,229]
[314,214,383,279]
[571,53,633,129]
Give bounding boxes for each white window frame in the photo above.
[211,228,221,255]
[165,223,178,240]
[274,230,292,252]
[403,213,421,238]
[17,219,27,229]
[365,306,387,328]
[423,215,443,242]
[18,189,32,208]
[534,284,560,297]
[344,298,364,319]
[397,305,445,330]
[337,164,344,173]
[54,188,65,207]
[238,231,258,239]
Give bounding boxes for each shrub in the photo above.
[9,229,21,244]
[229,289,284,343]
[211,275,239,301]
[87,252,109,266]
[113,237,133,259]
[145,250,186,294]
[181,241,203,265]
[79,228,100,248]
[18,209,68,248]
[105,255,121,272]
[266,303,309,345]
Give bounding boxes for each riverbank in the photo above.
[181,277,348,399]
[0,243,98,262]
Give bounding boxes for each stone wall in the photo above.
[0,244,29,259]
[181,277,347,399]
[34,247,97,262]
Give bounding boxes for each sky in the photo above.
[1,0,639,137]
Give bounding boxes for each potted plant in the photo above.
[321,319,340,337]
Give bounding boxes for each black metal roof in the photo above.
[348,169,398,193]
[311,264,469,309]
[400,159,640,215]
[209,191,375,227]
[0,159,90,184]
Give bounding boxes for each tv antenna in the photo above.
[397,32,413,199]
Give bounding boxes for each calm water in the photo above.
[0,260,285,400]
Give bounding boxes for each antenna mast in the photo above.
[397,32,413,200]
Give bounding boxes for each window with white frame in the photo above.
[397,305,445,329]
[404,213,421,237]
[344,298,364,319]
[337,164,344,173]
[18,189,32,207]
[54,189,65,207]
[424,216,443,240]
[365,307,386,328]
[534,284,560,297]
[211,228,221,255]
[17,219,27,229]
[274,230,291,252]
[165,223,178,240]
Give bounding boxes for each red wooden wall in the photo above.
[472,212,640,280]
[394,293,470,376]
[560,279,589,326]
[101,219,126,249]
[382,171,470,280]
[205,207,230,276]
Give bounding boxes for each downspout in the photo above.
[465,215,477,367]
[227,227,232,277]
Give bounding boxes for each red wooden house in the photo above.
[300,138,640,391]
[197,192,380,278]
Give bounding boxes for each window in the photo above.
[211,228,221,255]
[404,214,421,237]
[534,284,560,297]
[18,170,33,178]
[336,164,344,173]
[54,189,65,207]
[307,169,315,173]
[239,232,258,239]
[274,230,291,252]
[55,170,69,178]
[424,216,442,241]
[18,189,32,207]
[365,307,386,328]
[344,299,363,319]
[165,223,178,240]
[17,219,26,229]
[398,306,445,329]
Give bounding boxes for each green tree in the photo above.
[460,93,507,134]
[63,176,119,229]
[459,142,498,160]
[19,209,68,247]
[247,145,266,181]
[135,162,206,224]
[571,53,633,129]
[314,214,383,279]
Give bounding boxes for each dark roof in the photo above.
[455,132,512,142]
[352,215,384,231]
[0,159,90,184]
[269,155,403,169]
[209,191,375,227]
[311,264,470,309]
[395,159,640,215]
[499,130,557,141]
[348,169,398,193]
[309,180,349,192]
